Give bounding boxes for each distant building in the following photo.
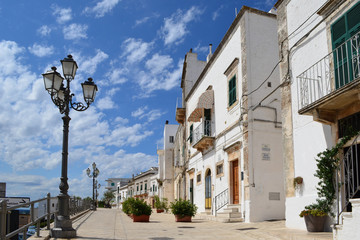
[127,167,159,206]
[105,178,130,191]
[157,121,178,203]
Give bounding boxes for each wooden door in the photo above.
[232,160,239,204]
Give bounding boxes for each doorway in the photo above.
[232,160,239,204]
[190,179,194,204]
[205,170,212,209]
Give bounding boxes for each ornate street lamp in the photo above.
[43,55,98,238]
[86,162,100,210]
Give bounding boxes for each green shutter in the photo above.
[228,76,236,106]
[347,3,360,31]
[331,2,360,89]
[189,124,193,143]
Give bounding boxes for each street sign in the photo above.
[0,197,30,207]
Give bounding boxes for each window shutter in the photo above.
[228,76,236,106]
[347,3,360,32]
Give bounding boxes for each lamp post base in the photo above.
[51,212,76,238]
[51,227,76,238]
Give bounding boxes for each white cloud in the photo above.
[121,38,153,64]
[137,58,183,94]
[96,96,115,109]
[52,5,72,24]
[132,106,165,122]
[145,54,173,75]
[132,106,147,118]
[114,116,129,125]
[160,6,204,46]
[37,25,52,36]
[28,43,54,57]
[83,0,120,18]
[106,68,128,85]
[212,5,224,21]
[134,13,160,27]
[80,49,109,75]
[194,43,209,55]
[63,24,88,40]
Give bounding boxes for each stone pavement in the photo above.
[31,208,333,240]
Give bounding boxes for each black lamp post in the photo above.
[86,162,100,210]
[43,55,98,238]
[95,182,101,208]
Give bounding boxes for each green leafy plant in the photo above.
[131,198,152,216]
[170,199,197,218]
[154,196,169,211]
[122,197,135,215]
[300,131,358,217]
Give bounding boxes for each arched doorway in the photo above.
[205,169,212,209]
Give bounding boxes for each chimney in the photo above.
[206,44,213,62]
[165,120,169,124]
[190,48,192,53]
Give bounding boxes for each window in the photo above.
[228,75,237,107]
[111,182,115,186]
[145,183,147,190]
[216,164,223,175]
[140,185,143,191]
[136,186,139,191]
[189,124,193,144]
[196,173,201,183]
[331,2,360,88]
[169,136,174,143]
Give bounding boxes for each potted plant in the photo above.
[154,196,168,213]
[299,201,328,232]
[131,198,152,222]
[299,131,358,232]
[122,197,135,217]
[293,176,303,188]
[170,199,197,222]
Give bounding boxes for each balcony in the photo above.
[191,120,214,152]
[176,108,186,124]
[297,30,360,124]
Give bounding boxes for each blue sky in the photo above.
[0,0,276,200]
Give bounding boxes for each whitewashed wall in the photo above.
[283,0,334,230]
[186,9,283,221]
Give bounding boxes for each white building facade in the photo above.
[157,121,178,203]
[181,6,285,222]
[275,0,360,235]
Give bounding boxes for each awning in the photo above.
[188,90,214,122]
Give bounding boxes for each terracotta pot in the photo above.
[175,215,192,222]
[156,209,164,213]
[304,215,326,232]
[133,214,150,222]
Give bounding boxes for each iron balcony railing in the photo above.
[336,133,360,225]
[191,120,212,147]
[214,188,229,216]
[297,30,360,110]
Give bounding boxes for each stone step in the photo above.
[342,212,353,219]
[217,212,242,219]
[216,217,244,223]
[221,207,239,213]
